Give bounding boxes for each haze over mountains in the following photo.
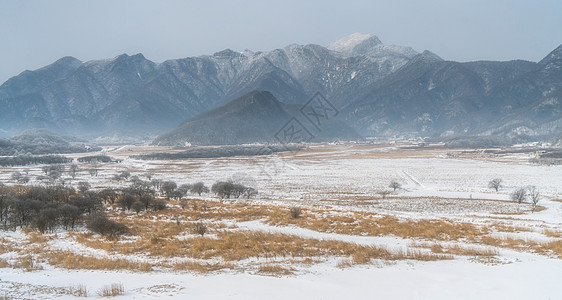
[153,90,360,146]
[0,33,560,144]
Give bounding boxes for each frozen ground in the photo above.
[0,143,561,299]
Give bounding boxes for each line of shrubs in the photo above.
[0,155,72,167]
[133,145,303,160]
[0,182,165,236]
[0,174,259,237]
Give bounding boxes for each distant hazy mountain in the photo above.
[153,90,359,146]
[339,45,562,141]
[0,130,99,156]
[0,33,560,143]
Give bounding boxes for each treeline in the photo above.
[0,132,100,156]
[442,136,512,148]
[0,155,72,167]
[0,182,165,236]
[540,150,562,158]
[211,181,257,199]
[0,175,258,236]
[133,145,303,160]
[0,184,95,233]
[78,155,119,163]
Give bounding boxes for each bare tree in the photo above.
[11,172,29,184]
[243,187,258,199]
[177,184,192,197]
[194,222,207,236]
[161,181,177,199]
[527,186,541,212]
[77,181,91,193]
[48,170,61,183]
[69,164,79,179]
[190,182,209,196]
[389,181,402,192]
[151,179,163,190]
[377,190,391,199]
[131,201,144,215]
[488,178,503,192]
[510,188,527,204]
[118,194,136,211]
[111,174,123,182]
[119,171,131,180]
[88,167,98,177]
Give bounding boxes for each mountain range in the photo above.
[153,90,359,146]
[0,33,560,144]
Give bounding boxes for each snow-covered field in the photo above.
[0,143,561,299]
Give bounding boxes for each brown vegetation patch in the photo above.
[267,211,486,241]
[257,264,295,276]
[43,250,152,272]
[478,236,562,258]
[171,261,234,273]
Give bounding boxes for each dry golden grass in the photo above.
[443,245,498,257]
[43,250,152,272]
[97,283,124,297]
[171,261,234,273]
[489,223,531,233]
[543,240,562,258]
[0,258,10,268]
[336,258,353,268]
[26,231,49,244]
[544,229,562,238]
[478,236,562,258]
[257,264,295,276]
[0,238,17,253]
[267,211,486,241]
[14,255,42,272]
[531,205,547,213]
[5,192,555,276]
[70,284,88,297]
[73,226,452,265]
[106,199,491,243]
[414,242,498,257]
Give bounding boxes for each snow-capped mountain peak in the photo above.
[328,33,382,54]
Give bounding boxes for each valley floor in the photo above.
[0,143,561,299]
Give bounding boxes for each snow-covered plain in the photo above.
[0,143,561,299]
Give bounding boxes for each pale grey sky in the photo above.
[1,0,561,84]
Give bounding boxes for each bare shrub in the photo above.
[86,214,128,237]
[69,164,79,179]
[290,207,302,219]
[377,190,391,199]
[77,181,91,193]
[131,201,144,215]
[118,194,136,211]
[70,284,88,297]
[151,199,167,211]
[194,222,207,236]
[179,200,188,209]
[16,255,42,272]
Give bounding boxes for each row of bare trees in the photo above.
[489,178,541,211]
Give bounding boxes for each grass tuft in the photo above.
[97,283,124,297]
